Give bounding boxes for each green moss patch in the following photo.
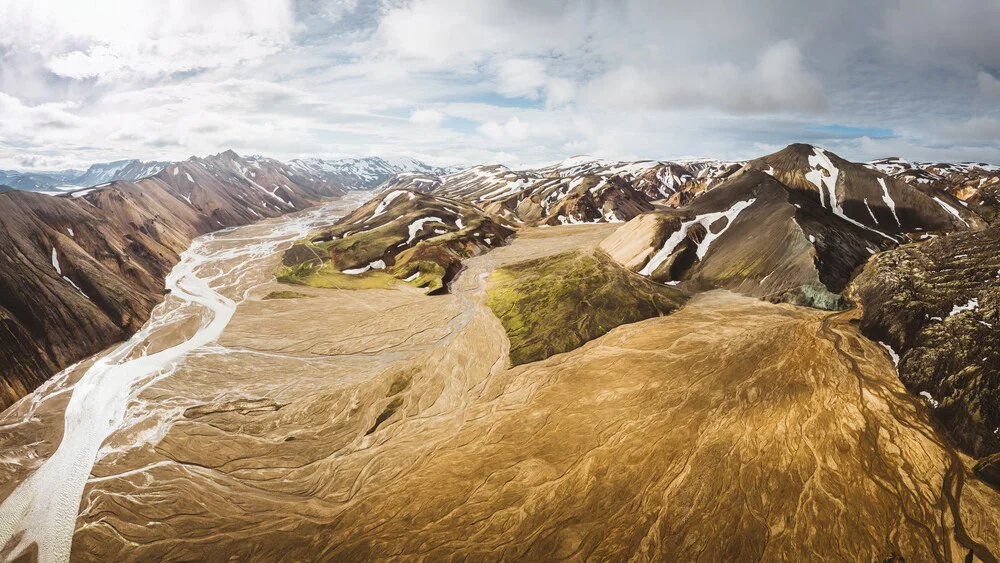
[487,250,687,366]
[277,261,398,290]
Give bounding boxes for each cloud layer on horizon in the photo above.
[0,0,998,170]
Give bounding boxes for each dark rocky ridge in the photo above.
[854,226,1000,459]
[0,151,343,410]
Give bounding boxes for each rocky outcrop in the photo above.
[854,225,1000,459]
[0,151,341,410]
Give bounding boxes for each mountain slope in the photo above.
[854,225,1000,459]
[602,170,888,308]
[279,188,512,294]
[286,156,446,191]
[73,159,170,187]
[0,151,341,409]
[748,144,984,233]
[602,144,985,309]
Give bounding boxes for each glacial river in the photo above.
[0,197,364,563]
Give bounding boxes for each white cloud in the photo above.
[410,109,444,125]
[493,58,578,108]
[0,0,998,170]
[1,0,296,81]
[582,41,825,113]
[478,118,531,140]
[937,116,1000,142]
[495,59,549,99]
[979,72,1000,100]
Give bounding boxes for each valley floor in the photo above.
[1,221,998,561]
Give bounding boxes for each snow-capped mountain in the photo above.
[379,157,742,226]
[0,169,81,192]
[867,157,1000,208]
[73,159,170,187]
[286,156,447,190]
[0,160,167,192]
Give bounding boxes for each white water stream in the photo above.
[0,200,358,562]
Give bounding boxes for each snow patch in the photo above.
[342,260,387,276]
[877,178,901,226]
[863,198,879,225]
[406,216,444,243]
[919,391,939,408]
[950,298,979,316]
[932,196,969,228]
[639,198,757,276]
[372,190,408,218]
[879,342,900,367]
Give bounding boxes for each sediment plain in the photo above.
[1,216,998,561]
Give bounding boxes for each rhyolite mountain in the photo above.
[286,156,448,191]
[5,142,1000,561]
[279,188,513,294]
[381,157,741,226]
[601,144,984,309]
[0,151,344,409]
[72,159,171,187]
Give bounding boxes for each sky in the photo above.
[0,0,998,171]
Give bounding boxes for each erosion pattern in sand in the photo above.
[2,221,999,562]
[0,195,368,562]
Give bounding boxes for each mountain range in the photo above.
[3,143,1000,561]
[0,156,447,195]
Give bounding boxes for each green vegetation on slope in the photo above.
[277,190,513,294]
[276,261,399,290]
[487,250,687,366]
